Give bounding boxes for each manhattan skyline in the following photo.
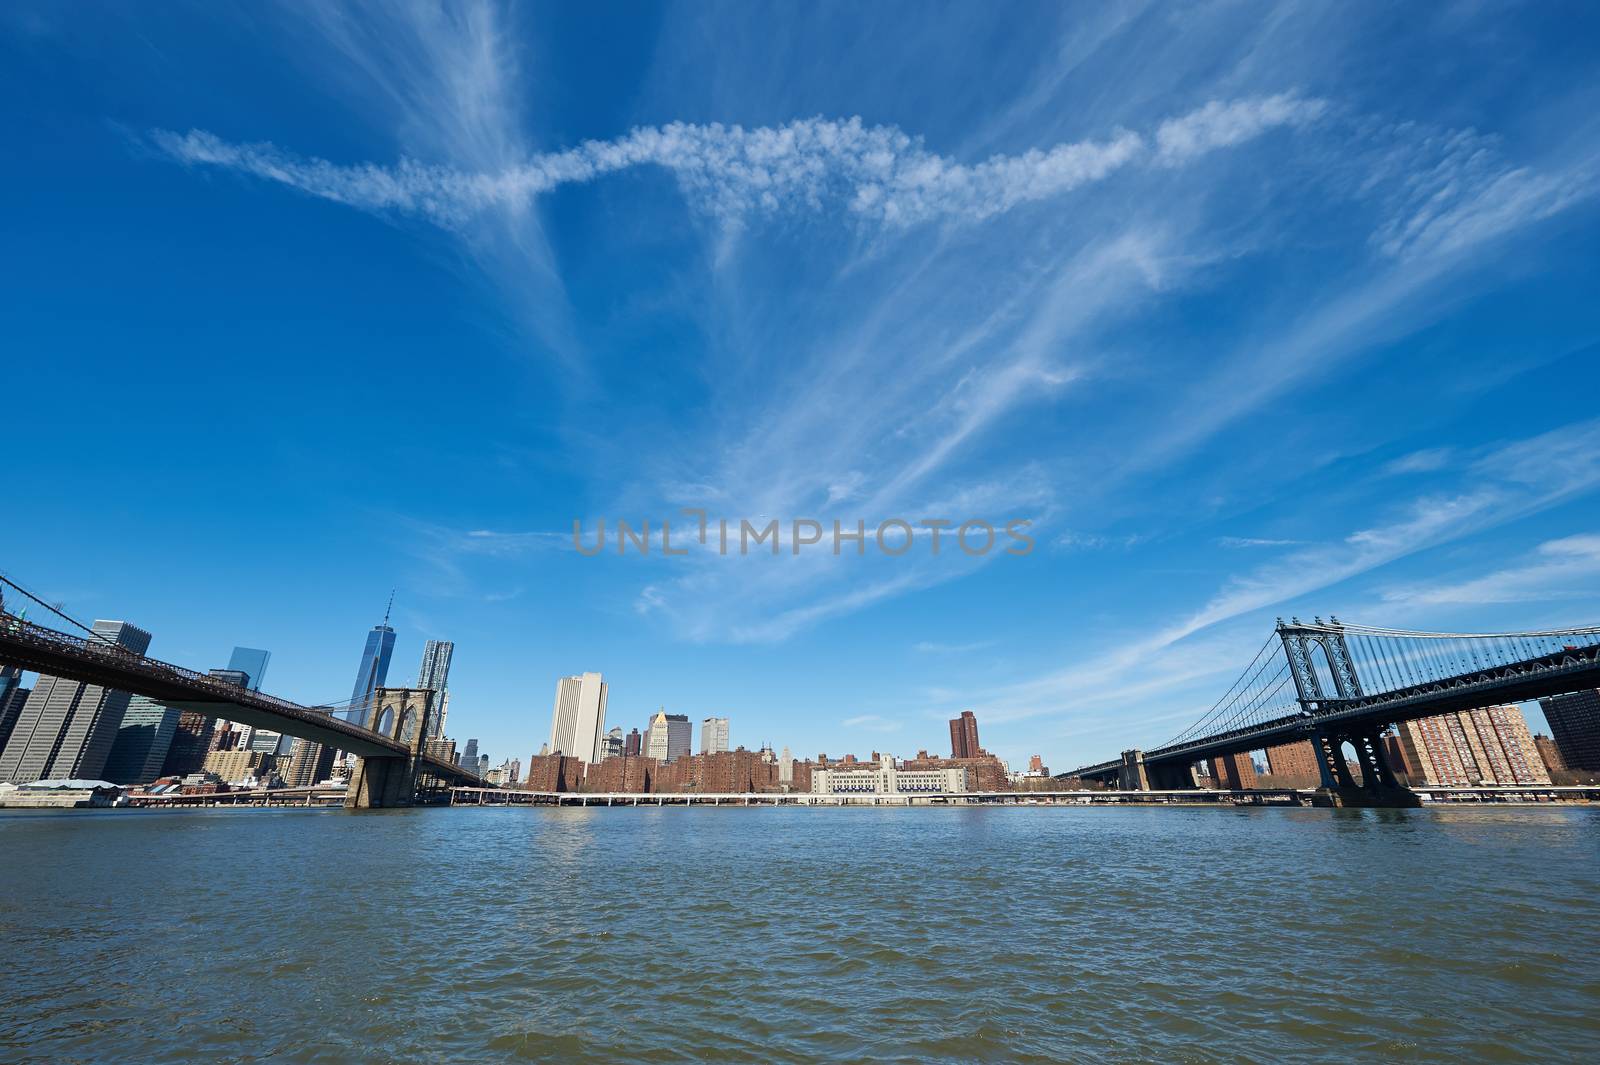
[4,2,1600,772]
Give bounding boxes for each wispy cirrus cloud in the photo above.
[913,639,998,654]
[1215,536,1306,549]
[1384,448,1453,475]
[943,418,1600,757]
[842,714,902,733]
[150,93,1321,231]
[1382,534,1600,607]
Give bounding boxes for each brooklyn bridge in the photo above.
[0,588,483,808]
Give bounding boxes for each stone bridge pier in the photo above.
[345,687,435,809]
[1310,724,1419,807]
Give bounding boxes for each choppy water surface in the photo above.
[2,805,1598,1063]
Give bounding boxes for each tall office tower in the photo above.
[417,640,454,738]
[0,666,25,750]
[228,647,271,690]
[700,716,730,755]
[103,696,183,784]
[644,709,692,762]
[0,683,31,752]
[780,745,794,783]
[624,728,642,757]
[599,726,625,761]
[0,620,153,783]
[1396,704,1551,785]
[1538,690,1600,771]
[949,710,981,759]
[284,709,339,787]
[223,646,278,751]
[461,738,479,768]
[548,672,608,763]
[347,615,397,723]
[0,665,20,719]
[1028,754,1046,774]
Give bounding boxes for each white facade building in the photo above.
[700,716,730,754]
[548,672,609,764]
[810,757,969,795]
[644,710,692,761]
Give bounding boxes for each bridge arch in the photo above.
[376,706,396,737]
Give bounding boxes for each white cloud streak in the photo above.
[1382,533,1600,607]
[151,94,1322,230]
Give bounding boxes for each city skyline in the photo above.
[4,1,1599,774]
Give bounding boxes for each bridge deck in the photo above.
[1,613,481,783]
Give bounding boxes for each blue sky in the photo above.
[4,1,1600,772]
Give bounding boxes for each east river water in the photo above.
[2,804,1598,1063]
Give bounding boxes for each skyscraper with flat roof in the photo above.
[223,647,278,751]
[1538,690,1600,771]
[0,666,23,750]
[949,710,980,758]
[227,647,271,690]
[548,673,608,763]
[0,620,153,783]
[700,716,730,755]
[104,695,183,784]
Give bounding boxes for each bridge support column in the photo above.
[1117,749,1150,791]
[345,755,418,809]
[1310,726,1419,808]
[342,687,436,809]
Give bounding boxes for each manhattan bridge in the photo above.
[1066,616,1600,802]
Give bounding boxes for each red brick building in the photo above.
[584,755,655,793]
[900,750,1010,791]
[648,750,781,793]
[523,754,586,792]
[1207,751,1258,790]
[949,711,981,758]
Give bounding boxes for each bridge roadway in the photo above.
[0,613,478,785]
[1066,641,1600,783]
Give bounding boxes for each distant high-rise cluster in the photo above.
[0,620,152,784]
[0,593,483,793]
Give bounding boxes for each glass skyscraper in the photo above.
[417,640,453,737]
[227,647,271,691]
[347,622,396,724]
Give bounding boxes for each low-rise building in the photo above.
[810,756,968,795]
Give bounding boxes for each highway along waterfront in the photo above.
[2,804,1597,1063]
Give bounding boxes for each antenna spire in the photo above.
[383,589,394,627]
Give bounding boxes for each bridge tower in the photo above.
[345,687,436,809]
[1277,618,1411,805]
